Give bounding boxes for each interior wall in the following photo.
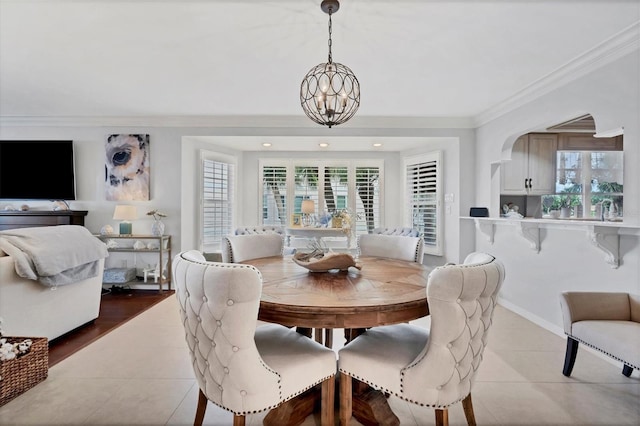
[0,126,183,241]
[473,49,640,332]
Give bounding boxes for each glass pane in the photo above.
[262,166,288,225]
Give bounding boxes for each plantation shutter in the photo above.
[262,166,288,225]
[323,166,348,214]
[202,159,234,252]
[355,166,380,233]
[405,152,442,255]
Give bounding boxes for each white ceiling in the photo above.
[1,0,638,150]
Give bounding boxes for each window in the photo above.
[404,152,442,255]
[260,160,383,236]
[543,150,623,218]
[201,152,235,252]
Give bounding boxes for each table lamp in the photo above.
[113,205,137,235]
[301,199,315,227]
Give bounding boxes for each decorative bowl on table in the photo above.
[292,252,361,272]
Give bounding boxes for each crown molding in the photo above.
[0,114,474,129]
[473,21,640,128]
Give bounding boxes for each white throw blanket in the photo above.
[0,225,109,287]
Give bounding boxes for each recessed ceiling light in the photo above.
[319,143,329,148]
[373,143,383,147]
[262,143,272,147]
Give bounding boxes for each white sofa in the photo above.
[0,249,105,341]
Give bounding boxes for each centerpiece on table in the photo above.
[292,240,361,272]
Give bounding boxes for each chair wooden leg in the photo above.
[195,389,208,426]
[461,393,477,426]
[622,364,633,377]
[435,408,449,426]
[232,414,246,426]
[322,375,336,426]
[340,372,353,425]
[563,337,579,376]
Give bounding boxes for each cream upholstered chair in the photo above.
[372,227,420,237]
[234,225,285,236]
[357,233,424,263]
[221,233,285,263]
[560,291,639,377]
[338,253,505,426]
[173,250,336,426]
[234,226,295,256]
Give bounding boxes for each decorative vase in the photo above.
[332,217,342,228]
[151,220,165,236]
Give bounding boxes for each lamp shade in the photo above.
[113,205,137,221]
[113,205,137,235]
[301,199,315,214]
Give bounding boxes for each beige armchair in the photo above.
[559,291,639,377]
[173,250,336,426]
[221,233,285,263]
[357,233,424,263]
[338,253,505,426]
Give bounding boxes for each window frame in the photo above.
[199,150,237,253]
[259,159,384,234]
[403,151,443,256]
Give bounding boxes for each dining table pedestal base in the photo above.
[351,380,400,426]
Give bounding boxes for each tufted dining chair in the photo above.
[221,233,286,263]
[234,226,296,256]
[234,225,285,236]
[357,233,424,263]
[173,250,337,426]
[338,253,505,426]
[372,227,420,237]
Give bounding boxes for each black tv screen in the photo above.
[0,140,76,200]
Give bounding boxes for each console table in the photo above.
[285,226,352,248]
[94,234,172,293]
[0,210,88,231]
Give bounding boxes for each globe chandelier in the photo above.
[300,0,360,128]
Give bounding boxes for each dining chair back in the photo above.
[221,233,285,263]
[338,252,505,426]
[173,250,336,426]
[372,227,420,237]
[357,233,424,263]
[234,225,285,236]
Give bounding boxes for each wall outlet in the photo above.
[444,193,454,203]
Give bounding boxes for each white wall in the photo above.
[473,50,640,332]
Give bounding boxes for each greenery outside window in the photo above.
[542,150,623,218]
[260,160,383,236]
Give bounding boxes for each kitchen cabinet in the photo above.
[501,133,557,195]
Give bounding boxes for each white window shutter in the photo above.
[404,152,442,256]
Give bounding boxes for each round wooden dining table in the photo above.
[243,255,433,426]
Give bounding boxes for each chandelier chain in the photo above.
[327,9,333,64]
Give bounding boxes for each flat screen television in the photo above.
[0,140,76,200]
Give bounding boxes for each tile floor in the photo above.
[1,296,638,425]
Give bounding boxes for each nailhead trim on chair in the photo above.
[340,257,502,411]
[566,333,638,370]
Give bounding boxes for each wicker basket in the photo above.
[0,336,48,407]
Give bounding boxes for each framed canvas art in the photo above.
[105,134,150,201]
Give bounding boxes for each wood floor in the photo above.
[48,289,174,367]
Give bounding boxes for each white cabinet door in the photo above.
[527,134,557,195]
[501,135,529,194]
